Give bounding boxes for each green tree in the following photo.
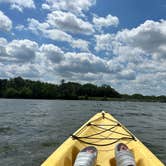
[4,88,19,98]
[19,87,32,98]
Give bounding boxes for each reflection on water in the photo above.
[0,99,166,165]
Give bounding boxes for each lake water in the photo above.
[0,99,165,165]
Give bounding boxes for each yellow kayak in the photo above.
[41,111,164,166]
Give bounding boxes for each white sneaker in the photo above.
[74,146,97,166]
[115,143,136,166]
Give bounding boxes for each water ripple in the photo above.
[0,99,165,165]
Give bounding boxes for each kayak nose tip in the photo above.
[101,110,107,118]
[101,110,106,114]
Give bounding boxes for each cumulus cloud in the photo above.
[2,16,166,96]
[0,37,7,46]
[27,18,49,34]
[0,39,38,63]
[7,39,38,63]
[115,20,166,60]
[71,39,89,51]
[127,71,166,95]
[2,63,41,78]
[0,37,148,90]
[95,34,113,53]
[93,14,119,31]
[15,24,25,31]
[47,11,94,35]
[28,18,90,51]
[116,69,136,80]
[94,20,166,95]
[0,0,35,12]
[0,38,110,80]
[0,38,63,78]
[42,0,96,16]
[28,18,72,42]
[0,10,12,31]
[56,52,110,75]
[40,44,64,63]
[58,72,105,84]
[0,38,8,62]
[95,20,166,60]
[0,38,42,78]
[44,29,73,43]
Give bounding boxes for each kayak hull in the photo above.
[41,112,164,166]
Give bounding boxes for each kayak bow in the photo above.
[41,111,164,166]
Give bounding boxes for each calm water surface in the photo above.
[0,99,165,165]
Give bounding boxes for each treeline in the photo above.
[0,77,165,102]
[0,77,121,99]
[122,94,166,102]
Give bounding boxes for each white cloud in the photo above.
[42,0,96,16]
[0,37,7,46]
[28,18,90,51]
[0,38,106,76]
[44,29,72,43]
[56,52,110,75]
[128,71,166,95]
[47,11,94,35]
[57,72,105,85]
[0,38,63,78]
[0,38,8,62]
[41,3,50,10]
[27,18,49,34]
[3,63,41,78]
[71,39,89,51]
[116,69,136,80]
[0,39,38,63]
[40,44,64,63]
[0,0,35,12]
[94,20,166,95]
[0,36,146,90]
[0,10,12,31]
[28,18,72,43]
[0,38,42,78]
[15,24,25,31]
[1,17,166,96]
[95,34,113,52]
[7,39,38,63]
[0,63,8,78]
[95,20,166,61]
[115,20,166,60]
[0,38,114,85]
[107,59,124,73]
[93,14,119,31]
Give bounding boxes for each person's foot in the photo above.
[74,146,97,166]
[115,143,136,166]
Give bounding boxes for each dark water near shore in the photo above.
[0,99,165,165]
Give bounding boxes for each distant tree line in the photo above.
[0,77,121,99]
[0,77,165,102]
[122,94,166,102]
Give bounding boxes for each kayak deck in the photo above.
[41,111,164,166]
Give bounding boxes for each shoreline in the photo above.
[0,97,165,103]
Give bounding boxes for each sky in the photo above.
[0,0,166,95]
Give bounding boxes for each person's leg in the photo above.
[74,146,97,166]
[115,143,136,166]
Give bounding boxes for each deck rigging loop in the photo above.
[72,114,136,146]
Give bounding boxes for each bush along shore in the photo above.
[0,77,165,102]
